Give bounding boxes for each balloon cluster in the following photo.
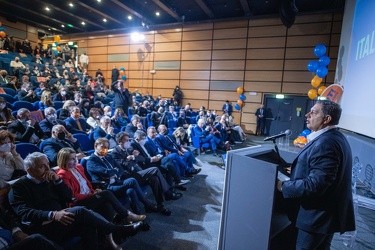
[52,35,61,56]
[293,129,311,148]
[0,22,6,38]
[120,67,126,80]
[234,87,246,111]
[306,44,330,99]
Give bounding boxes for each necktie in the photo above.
[166,136,179,150]
[102,157,113,169]
[76,119,83,131]
[153,139,163,153]
[260,109,263,115]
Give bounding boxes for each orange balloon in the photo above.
[237,100,243,106]
[318,85,327,95]
[120,70,124,75]
[311,75,322,88]
[54,35,60,43]
[0,22,2,26]
[0,31,6,38]
[308,89,318,100]
[237,87,244,94]
[56,46,61,52]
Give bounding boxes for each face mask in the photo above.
[61,91,66,96]
[73,113,80,119]
[0,104,5,110]
[123,141,131,149]
[98,148,108,157]
[139,139,146,146]
[180,114,185,118]
[106,112,111,116]
[48,114,57,121]
[0,143,11,153]
[15,59,19,62]
[68,159,77,168]
[101,104,104,108]
[57,132,65,140]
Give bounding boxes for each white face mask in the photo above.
[139,139,146,146]
[0,104,5,110]
[123,141,131,149]
[0,143,11,153]
[106,112,112,116]
[61,91,66,96]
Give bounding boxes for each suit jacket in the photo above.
[92,126,114,141]
[39,118,68,137]
[156,134,179,154]
[110,146,145,173]
[86,153,125,184]
[57,165,94,202]
[130,141,153,168]
[222,103,233,115]
[145,137,164,157]
[7,120,46,143]
[65,117,89,134]
[282,128,355,234]
[124,123,138,138]
[111,81,132,112]
[17,90,38,102]
[255,108,267,121]
[41,137,81,167]
[193,125,209,138]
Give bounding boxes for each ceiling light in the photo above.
[81,21,85,25]
[155,12,160,16]
[97,0,101,2]
[131,32,145,42]
[69,3,73,7]
[48,28,51,30]
[67,24,74,28]
[103,18,107,22]
[128,15,132,20]
[61,24,65,28]
[45,7,50,11]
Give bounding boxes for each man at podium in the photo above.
[277,100,355,249]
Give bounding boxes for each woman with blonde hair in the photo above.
[39,90,54,111]
[59,100,76,120]
[172,127,202,167]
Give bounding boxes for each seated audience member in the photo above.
[59,100,76,120]
[65,106,91,134]
[78,99,91,118]
[171,127,202,167]
[8,152,144,250]
[34,82,47,100]
[7,76,18,90]
[31,65,41,77]
[111,108,130,129]
[0,70,9,86]
[0,130,25,189]
[0,97,15,129]
[111,132,181,215]
[0,206,58,249]
[150,107,163,128]
[10,57,25,76]
[166,106,178,122]
[227,114,247,141]
[17,82,38,102]
[92,116,117,149]
[194,119,222,157]
[57,148,147,225]
[103,106,113,117]
[39,107,67,137]
[125,115,143,138]
[177,109,189,129]
[87,138,157,214]
[156,125,201,174]
[38,90,54,111]
[7,108,46,144]
[195,110,206,124]
[41,125,86,167]
[74,92,83,106]
[86,107,101,129]
[53,86,69,102]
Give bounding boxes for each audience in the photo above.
[65,106,90,134]
[39,107,67,137]
[92,116,117,149]
[86,107,101,129]
[0,97,15,129]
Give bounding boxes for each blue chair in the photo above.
[15,143,41,159]
[190,125,211,155]
[33,101,40,111]
[12,110,17,119]
[0,94,16,103]
[73,133,94,154]
[12,101,35,111]
[146,113,153,128]
[2,87,17,96]
[167,120,177,135]
[113,128,120,135]
[39,139,47,151]
[53,101,64,110]
[56,108,61,118]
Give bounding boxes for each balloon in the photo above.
[0,21,2,26]
[318,56,330,66]
[120,70,124,75]
[0,31,6,38]
[239,94,246,101]
[237,100,243,106]
[234,104,241,110]
[122,75,126,80]
[311,75,322,88]
[307,61,319,72]
[56,46,61,52]
[0,27,5,31]
[54,35,60,43]
[120,67,125,71]
[316,66,328,78]
[318,85,327,95]
[53,50,59,56]
[237,87,244,94]
[53,42,58,47]
[314,44,327,57]
[308,89,318,100]
[300,129,311,136]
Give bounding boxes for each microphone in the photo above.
[264,129,292,142]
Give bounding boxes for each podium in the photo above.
[218,145,297,250]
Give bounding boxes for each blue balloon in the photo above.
[239,94,246,101]
[234,104,241,110]
[300,129,311,136]
[0,27,5,31]
[316,66,328,78]
[314,44,327,57]
[121,75,126,80]
[307,61,319,72]
[120,67,125,71]
[318,55,330,66]
[53,42,59,46]
[53,50,59,56]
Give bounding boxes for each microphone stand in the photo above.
[271,138,283,166]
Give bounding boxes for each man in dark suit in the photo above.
[17,82,38,102]
[92,116,117,149]
[222,100,233,116]
[7,108,47,144]
[64,106,90,134]
[39,107,68,137]
[111,80,132,114]
[193,119,222,157]
[41,125,86,167]
[8,152,143,249]
[124,115,143,138]
[277,100,355,249]
[255,104,267,135]
[111,132,181,215]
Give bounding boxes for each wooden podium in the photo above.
[218,145,297,250]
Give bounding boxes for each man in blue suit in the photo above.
[92,116,117,149]
[222,100,233,116]
[193,119,222,157]
[277,100,355,249]
[64,106,90,134]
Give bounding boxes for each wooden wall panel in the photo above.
[248,18,282,27]
[247,37,286,48]
[283,71,313,82]
[180,80,210,90]
[213,28,248,39]
[211,61,245,70]
[213,39,247,49]
[183,100,209,110]
[288,23,332,36]
[183,23,213,31]
[108,36,129,45]
[181,51,212,60]
[152,80,180,89]
[282,82,311,94]
[182,30,213,41]
[247,48,285,59]
[248,25,286,37]
[154,42,181,52]
[215,20,248,29]
[87,47,107,55]
[154,52,181,61]
[209,91,239,101]
[212,50,246,60]
[180,71,210,80]
[152,71,180,79]
[88,63,107,70]
[89,55,108,62]
[246,60,283,71]
[245,71,282,82]
[183,90,209,99]
[244,81,281,93]
[285,48,316,59]
[87,38,108,47]
[211,71,244,81]
[108,45,130,54]
[181,61,211,70]
[287,35,331,47]
[182,41,212,51]
[155,32,182,43]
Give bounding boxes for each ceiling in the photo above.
[0,0,345,36]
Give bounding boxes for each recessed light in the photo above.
[61,24,65,28]
[81,21,85,25]
[45,7,50,11]
[155,12,160,16]
[128,15,132,20]
[103,18,107,22]
[69,3,73,7]
[97,0,101,2]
